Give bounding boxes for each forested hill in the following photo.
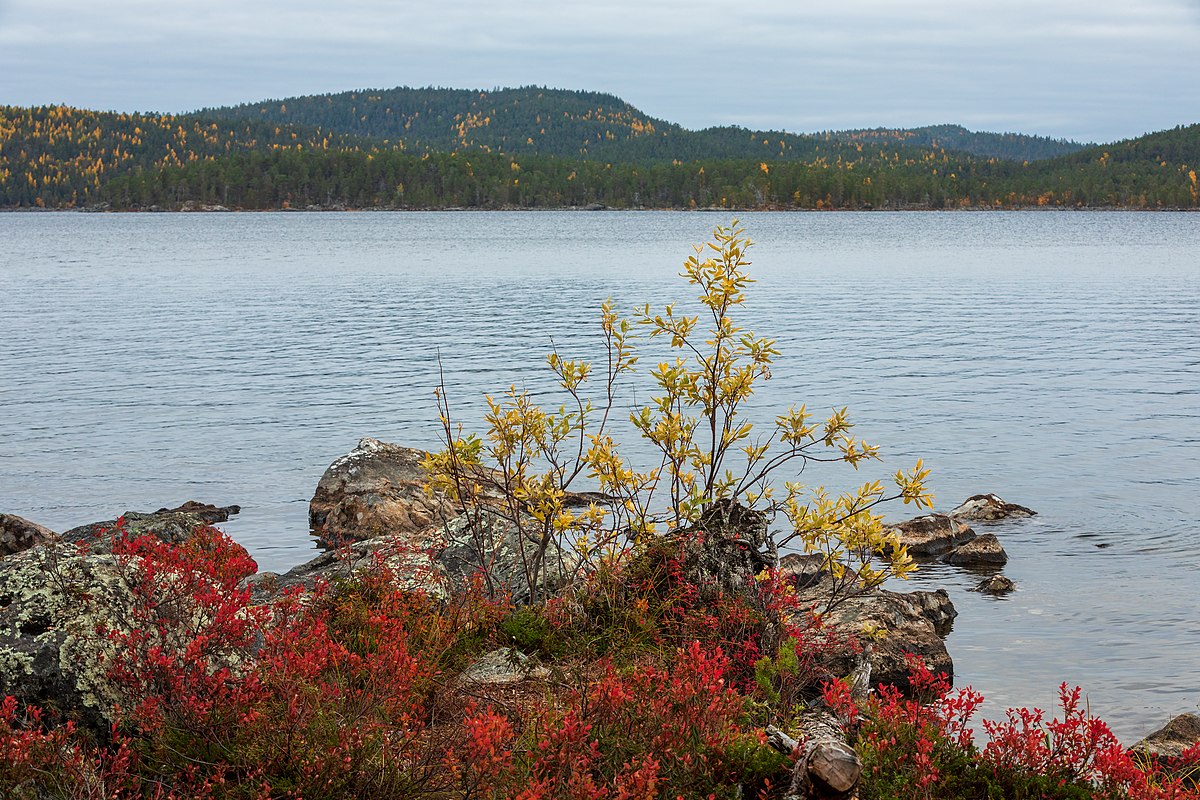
[200,86,1083,164]
[0,105,384,208]
[824,124,1087,161]
[2,102,1196,210]
[1052,123,1200,168]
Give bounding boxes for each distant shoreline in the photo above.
[4,204,1197,213]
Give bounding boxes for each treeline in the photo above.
[825,124,1088,161]
[200,85,1086,164]
[0,105,384,207]
[97,137,1200,211]
[4,103,1196,211]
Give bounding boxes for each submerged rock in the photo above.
[1130,713,1200,774]
[886,513,976,556]
[970,575,1016,595]
[942,533,1008,567]
[309,438,446,545]
[0,514,57,557]
[949,493,1036,522]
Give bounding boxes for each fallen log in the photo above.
[766,648,870,799]
[768,711,862,800]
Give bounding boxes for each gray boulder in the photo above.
[942,533,1008,568]
[1130,713,1200,774]
[262,507,578,606]
[949,494,1036,522]
[62,505,239,553]
[0,514,57,557]
[0,504,244,730]
[886,514,976,556]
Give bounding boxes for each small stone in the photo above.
[459,648,548,685]
[949,494,1036,522]
[970,575,1016,595]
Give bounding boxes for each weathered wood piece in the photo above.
[769,708,863,800]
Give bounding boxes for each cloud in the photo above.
[1,0,1196,141]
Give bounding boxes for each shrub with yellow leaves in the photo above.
[424,221,933,606]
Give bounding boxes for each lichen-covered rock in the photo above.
[1130,713,1200,773]
[458,648,549,685]
[249,533,448,604]
[262,508,579,606]
[942,533,1008,567]
[803,585,957,692]
[0,505,236,730]
[0,514,57,557]
[439,510,581,604]
[62,505,239,553]
[885,514,976,556]
[970,575,1016,595]
[309,438,448,544]
[1,539,149,729]
[949,494,1036,522]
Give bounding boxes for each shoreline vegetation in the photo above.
[5,203,1200,213]
[2,223,1198,798]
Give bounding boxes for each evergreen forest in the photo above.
[2,86,1197,210]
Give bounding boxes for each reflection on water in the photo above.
[1,210,1198,741]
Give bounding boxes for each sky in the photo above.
[2,0,1198,143]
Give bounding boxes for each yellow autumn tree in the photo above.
[424,222,931,604]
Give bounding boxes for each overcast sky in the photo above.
[2,0,1197,143]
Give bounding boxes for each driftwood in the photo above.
[766,649,871,800]
[768,712,862,800]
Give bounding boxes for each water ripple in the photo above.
[1,210,1198,741]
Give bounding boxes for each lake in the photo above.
[1,209,1197,741]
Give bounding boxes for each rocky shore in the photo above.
[2,437,1194,765]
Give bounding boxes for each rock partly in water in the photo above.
[309,438,447,545]
[970,575,1016,595]
[778,552,827,589]
[949,493,1036,522]
[886,513,976,556]
[153,500,241,524]
[799,583,957,693]
[1130,713,1200,774]
[942,533,1008,568]
[0,514,57,557]
[62,505,239,554]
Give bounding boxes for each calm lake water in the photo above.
[1,210,1197,741]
